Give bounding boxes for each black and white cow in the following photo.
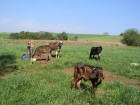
[89,46,102,60]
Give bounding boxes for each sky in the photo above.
[0,0,140,35]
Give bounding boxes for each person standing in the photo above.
[27,40,35,58]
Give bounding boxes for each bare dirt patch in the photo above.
[0,72,5,76]
[1,39,124,46]
[62,67,140,88]
[27,57,57,73]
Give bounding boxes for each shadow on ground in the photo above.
[0,54,18,76]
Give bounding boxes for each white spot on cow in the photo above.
[93,68,96,70]
[31,58,37,62]
[60,41,63,43]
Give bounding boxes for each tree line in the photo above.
[9,31,68,40]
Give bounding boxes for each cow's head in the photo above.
[58,41,63,49]
[93,67,104,79]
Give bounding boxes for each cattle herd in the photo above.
[28,41,104,95]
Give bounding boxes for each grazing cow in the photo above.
[89,46,102,60]
[31,45,51,62]
[71,63,104,93]
[49,41,63,58]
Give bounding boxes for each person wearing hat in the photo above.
[27,40,35,58]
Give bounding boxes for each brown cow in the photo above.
[31,45,51,62]
[71,63,104,93]
[49,41,63,58]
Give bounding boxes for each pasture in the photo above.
[68,33,122,42]
[0,33,10,39]
[0,37,140,104]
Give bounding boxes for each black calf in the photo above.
[89,46,102,60]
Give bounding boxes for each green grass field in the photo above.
[0,39,140,105]
[68,33,122,42]
[0,32,10,39]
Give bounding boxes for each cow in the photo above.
[71,63,104,94]
[89,46,102,60]
[49,41,63,58]
[31,45,51,63]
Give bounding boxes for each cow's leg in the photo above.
[71,79,76,89]
[93,55,95,59]
[56,51,58,58]
[98,53,101,60]
[91,80,97,94]
[48,50,52,60]
[39,53,42,62]
[58,50,60,58]
[47,54,50,61]
[96,79,102,88]
[76,80,81,91]
[49,53,52,60]
[89,52,93,59]
[57,52,59,58]
[71,77,81,90]
[71,78,78,89]
[56,49,60,58]
[71,77,78,89]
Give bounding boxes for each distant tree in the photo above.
[19,31,26,39]
[120,33,124,36]
[70,36,78,41]
[39,32,54,40]
[44,32,54,40]
[103,32,109,35]
[26,32,35,39]
[56,32,68,40]
[32,32,39,39]
[9,33,19,39]
[122,28,140,46]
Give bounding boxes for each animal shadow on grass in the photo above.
[78,83,95,105]
[0,54,18,76]
[80,82,92,93]
[89,56,99,60]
